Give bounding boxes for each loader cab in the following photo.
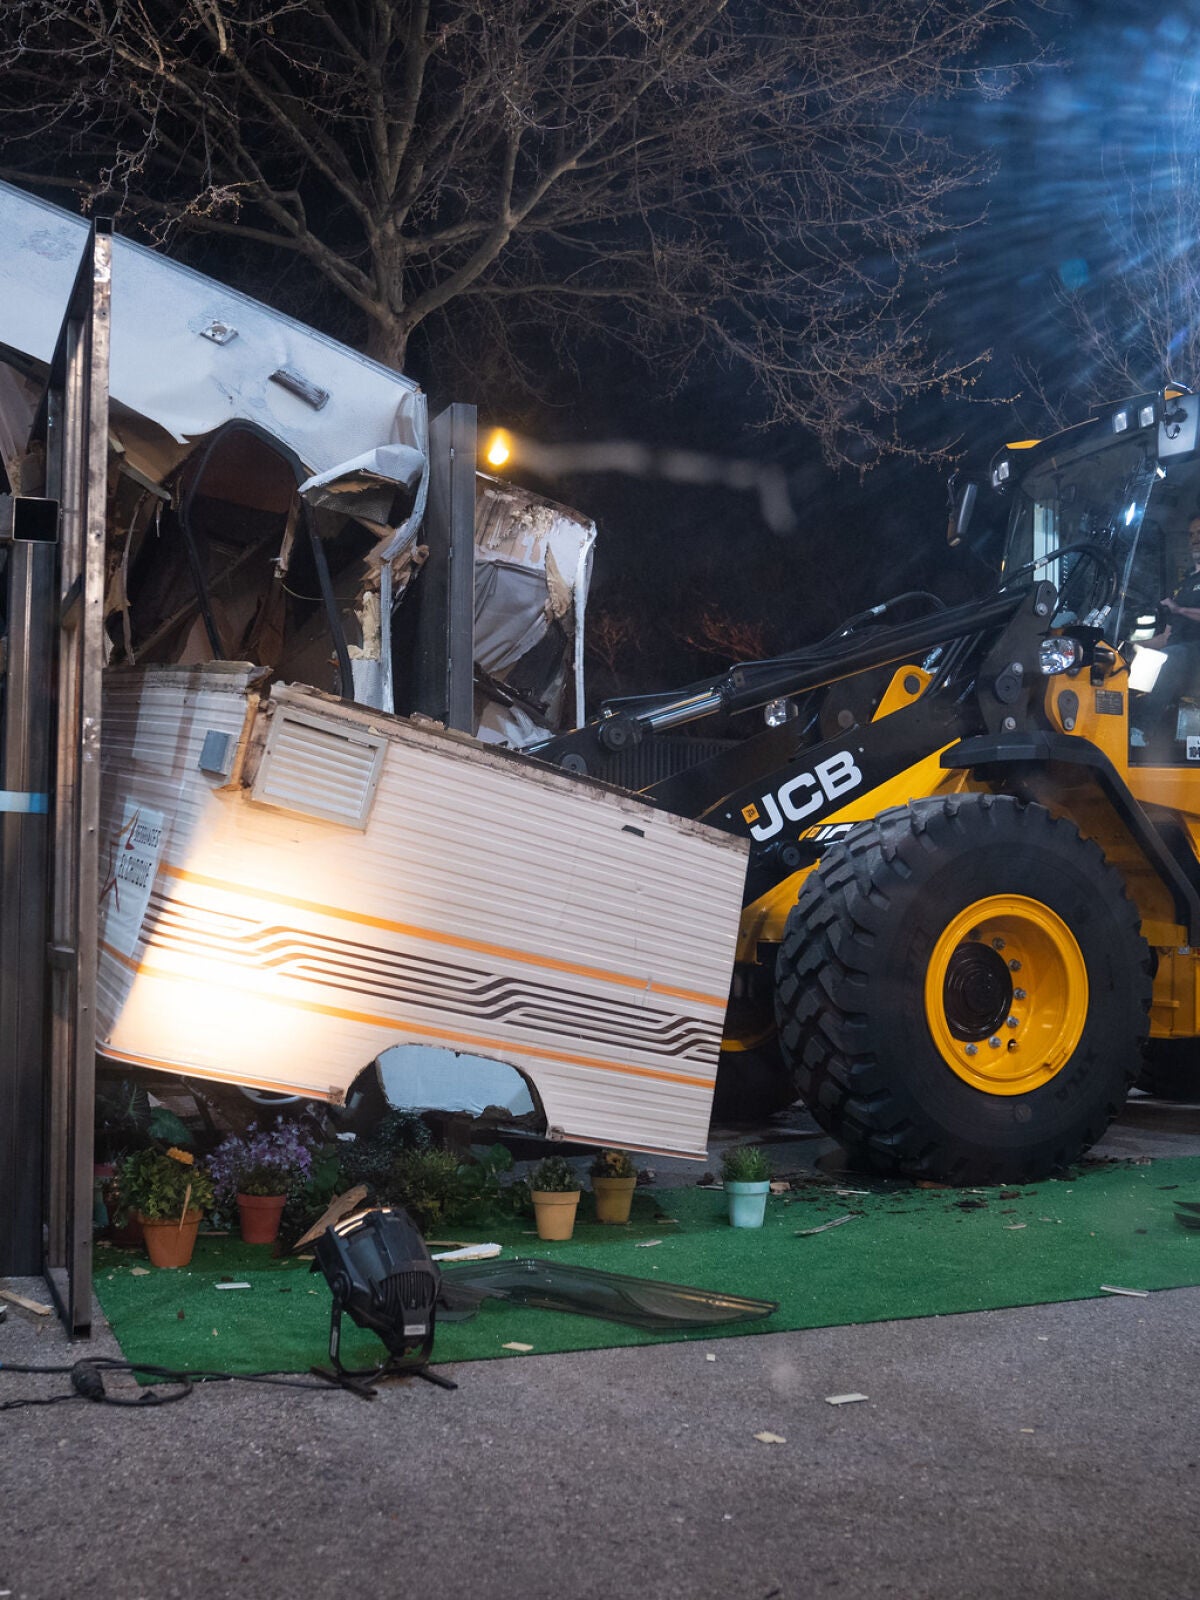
[991,389,1200,764]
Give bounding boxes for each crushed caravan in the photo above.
[0,184,745,1156]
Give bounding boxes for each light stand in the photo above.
[310,1206,456,1396]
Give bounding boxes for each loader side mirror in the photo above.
[946,480,977,548]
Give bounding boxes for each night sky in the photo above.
[477,0,1200,703]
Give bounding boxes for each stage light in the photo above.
[311,1207,455,1394]
[485,429,511,468]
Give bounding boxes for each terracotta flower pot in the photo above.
[592,1174,637,1224]
[531,1189,581,1241]
[237,1192,287,1245]
[139,1210,202,1269]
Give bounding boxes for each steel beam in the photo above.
[413,403,477,732]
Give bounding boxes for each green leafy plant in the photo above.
[95,1076,193,1163]
[448,1143,525,1225]
[589,1148,636,1180]
[277,1142,343,1248]
[379,1148,463,1231]
[528,1154,581,1193]
[336,1109,432,1198]
[114,1147,214,1222]
[720,1145,772,1184]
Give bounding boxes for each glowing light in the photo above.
[1125,501,1137,526]
[485,429,511,469]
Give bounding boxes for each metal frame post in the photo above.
[413,403,477,732]
[0,538,55,1273]
[45,222,111,1334]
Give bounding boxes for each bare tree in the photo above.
[0,0,1040,464]
[584,606,635,684]
[678,608,772,667]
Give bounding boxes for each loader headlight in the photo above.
[763,697,796,727]
[1038,638,1083,676]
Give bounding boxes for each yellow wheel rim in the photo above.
[924,895,1089,1096]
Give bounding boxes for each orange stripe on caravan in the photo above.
[156,861,725,1010]
[101,943,716,1091]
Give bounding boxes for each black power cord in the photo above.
[0,1357,345,1412]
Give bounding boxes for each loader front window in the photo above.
[1002,439,1158,642]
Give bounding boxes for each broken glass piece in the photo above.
[437,1257,777,1331]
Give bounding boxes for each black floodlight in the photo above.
[311,1207,455,1395]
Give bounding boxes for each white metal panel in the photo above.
[95,664,262,1043]
[96,668,748,1156]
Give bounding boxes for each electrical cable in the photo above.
[0,1356,345,1412]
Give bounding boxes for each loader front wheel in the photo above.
[774,795,1151,1184]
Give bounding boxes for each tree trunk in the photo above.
[364,314,408,373]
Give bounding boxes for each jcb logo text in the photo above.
[743,751,863,841]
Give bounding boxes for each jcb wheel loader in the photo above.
[536,387,1200,1183]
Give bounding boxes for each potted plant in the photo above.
[528,1154,582,1241]
[590,1148,637,1225]
[114,1147,214,1268]
[720,1144,772,1229]
[94,1073,195,1244]
[209,1119,315,1245]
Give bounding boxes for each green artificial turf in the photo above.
[92,1158,1200,1376]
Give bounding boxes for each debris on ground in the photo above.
[825,1393,869,1405]
[502,1342,534,1352]
[795,1213,855,1237]
[0,1288,52,1315]
[754,1431,787,1444]
[1099,1285,1149,1297]
[292,1184,369,1252]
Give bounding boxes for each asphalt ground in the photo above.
[3,1093,1200,1600]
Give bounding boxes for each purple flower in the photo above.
[208,1119,315,1205]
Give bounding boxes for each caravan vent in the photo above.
[251,708,386,829]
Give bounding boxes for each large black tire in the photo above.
[775,794,1151,1184]
[1137,1041,1200,1102]
[712,1036,799,1123]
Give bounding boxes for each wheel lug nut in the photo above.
[992,937,1006,951]
[989,1036,1002,1048]
[1008,959,1022,972]
[1013,987,1027,1000]
[1006,1016,1019,1029]
[965,1044,978,1056]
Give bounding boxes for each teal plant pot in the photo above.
[726,1179,770,1228]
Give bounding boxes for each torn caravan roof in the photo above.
[0,179,425,526]
[0,181,595,739]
